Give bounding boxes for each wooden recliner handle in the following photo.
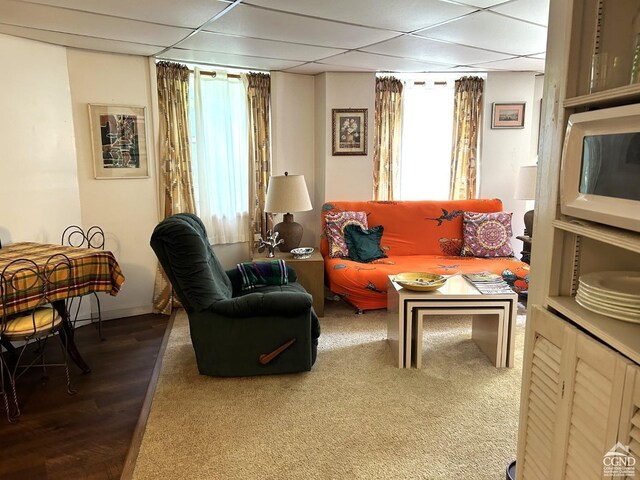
[259,338,296,365]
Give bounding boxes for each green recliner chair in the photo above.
[150,213,320,377]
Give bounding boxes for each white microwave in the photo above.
[560,103,640,233]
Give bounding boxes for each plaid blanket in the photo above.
[237,260,288,291]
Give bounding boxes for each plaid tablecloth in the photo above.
[0,242,125,317]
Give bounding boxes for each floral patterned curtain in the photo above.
[449,76,484,200]
[152,61,195,314]
[243,72,273,246]
[373,76,404,201]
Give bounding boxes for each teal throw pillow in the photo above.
[343,224,386,263]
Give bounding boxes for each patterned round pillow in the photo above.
[461,211,514,257]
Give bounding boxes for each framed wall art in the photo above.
[88,104,149,179]
[332,108,368,155]
[491,102,526,129]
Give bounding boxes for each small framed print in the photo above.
[491,102,526,129]
[332,108,368,155]
[88,104,149,179]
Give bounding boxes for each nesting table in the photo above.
[387,274,517,369]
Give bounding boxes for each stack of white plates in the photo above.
[576,271,640,323]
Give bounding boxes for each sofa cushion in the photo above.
[461,211,514,258]
[344,224,386,263]
[325,210,368,258]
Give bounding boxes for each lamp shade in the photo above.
[514,165,538,200]
[265,173,312,213]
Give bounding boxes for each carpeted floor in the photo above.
[131,299,525,480]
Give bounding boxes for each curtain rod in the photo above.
[413,81,448,86]
[188,69,242,79]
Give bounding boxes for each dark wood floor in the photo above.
[0,314,169,480]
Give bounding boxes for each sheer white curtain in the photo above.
[399,82,454,200]
[191,69,250,244]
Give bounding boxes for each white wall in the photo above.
[66,50,159,319]
[271,72,317,246]
[480,71,541,255]
[321,73,376,202]
[314,73,327,213]
[0,34,82,243]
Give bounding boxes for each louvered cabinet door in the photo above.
[617,365,640,480]
[559,331,629,480]
[517,306,572,480]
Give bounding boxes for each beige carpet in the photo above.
[131,300,525,480]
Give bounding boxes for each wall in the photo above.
[67,50,159,319]
[314,74,327,214]
[271,72,317,246]
[480,71,541,255]
[320,73,376,202]
[0,34,82,243]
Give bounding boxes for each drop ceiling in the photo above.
[0,0,549,74]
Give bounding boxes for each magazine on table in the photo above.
[463,271,514,294]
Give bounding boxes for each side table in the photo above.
[253,250,324,317]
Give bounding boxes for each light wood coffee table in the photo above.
[387,274,518,369]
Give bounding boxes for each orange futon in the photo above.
[321,199,530,311]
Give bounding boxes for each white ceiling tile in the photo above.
[323,51,453,72]
[0,0,548,73]
[473,56,546,72]
[176,31,346,61]
[0,0,191,45]
[160,48,303,71]
[362,35,511,65]
[444,65,501,72]
[202,4,398,49]
[283,62,374,75]
[491,0,550,26]
[416,11,547,56]
[243,0,476,32]
[452,0,511,7]
[0,23,164,55]
[11,0,229,28]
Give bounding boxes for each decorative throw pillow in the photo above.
[325,211,368,258]
[343,224,386,263]
[461,211,514,257]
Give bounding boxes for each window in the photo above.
[399,80,455,200]
[188,70,249,244]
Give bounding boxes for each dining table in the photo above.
[0,241,125,373]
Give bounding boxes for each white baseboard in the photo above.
[74,305,155,329]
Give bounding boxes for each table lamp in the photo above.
[265,172,312,252]
[514,164,538,237]
[514,164,537,264]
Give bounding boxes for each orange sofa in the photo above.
[320,199,530,311]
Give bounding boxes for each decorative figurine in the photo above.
[258,230,284,258]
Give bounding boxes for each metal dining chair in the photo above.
[0,254,77,421]
[0,345,17,422]
[0,278,18,422]
[61,225,105,340]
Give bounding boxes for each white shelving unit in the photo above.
[515,0,640,478]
